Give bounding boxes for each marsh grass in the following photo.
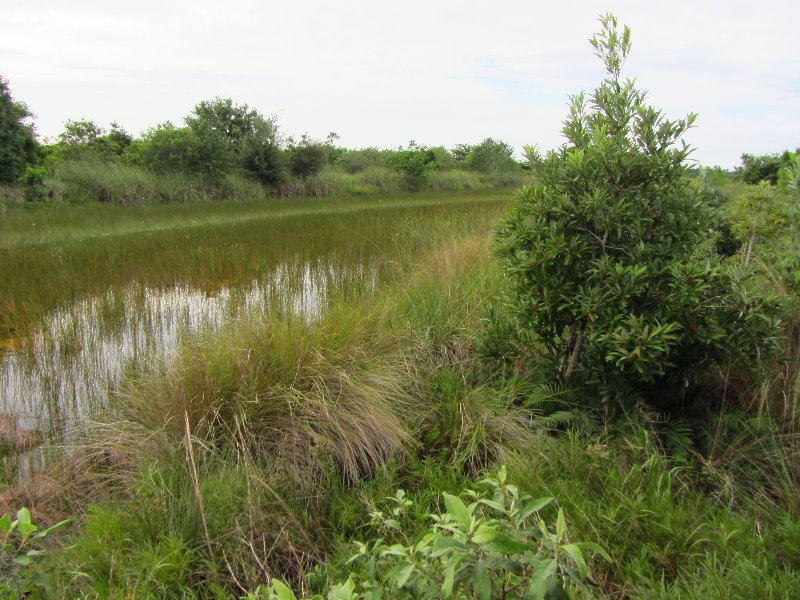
[4,184,800,598]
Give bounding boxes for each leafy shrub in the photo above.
[735,152,786,185]
[1,507,70,598]
[22,166,47,202]
[288,135,330,178]
[484,14,780,411]
[252,467,609,600]
[0,76,37,183]
[387,143,436,186]
[462,138,518,175]
[338,149,389,174]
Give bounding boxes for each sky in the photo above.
[1,0,798,169]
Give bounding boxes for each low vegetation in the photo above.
[1,13,799,600]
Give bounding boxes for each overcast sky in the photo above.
[2,0,798,168]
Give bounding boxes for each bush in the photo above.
[288,136,329,178]
[735,152,786,185]
[387,142,436,187]
[0,77,37,183]
[252,467,610,600]
[21,166,47,202]
[463,138,518,175]
[485,15,780,412]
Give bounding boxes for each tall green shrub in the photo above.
[486,15,778,410]
[0,76,37,183]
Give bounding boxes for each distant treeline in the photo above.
[0,79,530,205]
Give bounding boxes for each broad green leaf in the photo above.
[518,497,554,521]
[16,507,31,526]
[18,521,37,536]
[575,541,612,562]
[556,508,566,541]
[393,563,415,589]
[471,524,497,544]
[497,465,507,484]
[562,543,588,581]
[431,535,463,557]
[443,493,471,527]
[0,513,11,534]
[472,562,491,600]
[441,554,464,598]
[13,554,32,566]
[482,532,529,554]
[271,580,298,600]
[328,578,355,600]
[477,499,505,512]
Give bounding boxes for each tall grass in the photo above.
[0,190,510,340]
[48,160,271,205]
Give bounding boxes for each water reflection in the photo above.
[0,260,376,469]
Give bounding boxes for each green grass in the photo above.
[3,183,800,599]
[0,189,511,339]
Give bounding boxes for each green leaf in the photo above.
[556,508,566,541]
[471,524,497,544]
[561,543,588,581]
[328,578,356,600]
[16,507,31,527]
[431,536,463,557]
[529,559,558,599]
[497,465,507,484]
[271,580,298,600]
[482,533,529,554]
[472,562,492,600]
[518,497,554,521]
[0,513,11,535]
[443,493,471,527]
[441,554,464,599]
[13,554,32,566]
[393,563,415,589]
[575,541,612,562]
[477,499,505,512]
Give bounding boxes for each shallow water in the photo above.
[0,259,376,474]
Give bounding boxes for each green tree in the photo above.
[485,15,778,410]
[0,76,37,183]
[138,122,205,174]
[735,151,786,185]
[57,118,105,147]
[286,134,329,178]
[387,141,436,186]
[463,138,518,175]
[184,97,281,180]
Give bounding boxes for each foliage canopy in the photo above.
[486,15,778,410]
[0,76,37,183]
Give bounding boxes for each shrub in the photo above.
[485,15,780,411]
[387,142,436,187]
[0,77,37,183]
[288,135,330,178]
[735,152,786,185]
[21,166,47,202]
[252,467,610,600]
[463,138,518,175]
[0,507,70,598]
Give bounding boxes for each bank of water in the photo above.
[0,260,378,480]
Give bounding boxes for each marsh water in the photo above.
[1,260,377,440]
[0,191,509,479]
